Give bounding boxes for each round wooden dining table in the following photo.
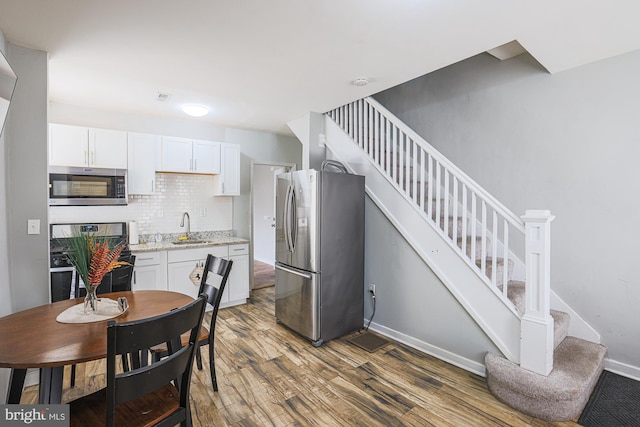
[0,290,195,404]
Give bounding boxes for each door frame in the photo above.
[249,160,296,290]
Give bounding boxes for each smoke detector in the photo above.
[352,77,369,87]
[156,92,170,102]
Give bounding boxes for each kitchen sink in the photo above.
[171,240,211,245]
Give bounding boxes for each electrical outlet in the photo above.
[200,208,206,217]
[368,283,376,295]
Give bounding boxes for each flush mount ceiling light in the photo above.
[181,104,209,117]
[352,77,369,87]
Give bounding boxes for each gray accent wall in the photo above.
[5,43,49,311]
[374,50,640,373]
[365,196,499,368]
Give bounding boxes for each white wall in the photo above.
[252,164,277,264]
[374,50,640,374]
[225,128,301,240]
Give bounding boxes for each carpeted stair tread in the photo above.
[503,280,569,349]
[485,336,607,421]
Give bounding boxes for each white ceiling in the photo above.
[1,0,639,135]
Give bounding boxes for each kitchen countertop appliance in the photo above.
[275,169,364,346]
[49,222,130,302]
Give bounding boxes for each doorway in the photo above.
[250,161,295,290]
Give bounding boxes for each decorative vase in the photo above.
[84,285,99,315]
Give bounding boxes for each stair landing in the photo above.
[485,336,607,421]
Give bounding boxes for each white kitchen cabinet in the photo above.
[49,124,89,167]
[89,128,128,168]
[128,132,161,195]
[165,244,249,309]
[131,251,167,291]
[48,124,128,168]
[167,246,227,304]
[193,139,220,174]
[225,244,250,307]
[213,143,241,196]
[160,136,220,174]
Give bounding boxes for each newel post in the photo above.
[520,210,555,376]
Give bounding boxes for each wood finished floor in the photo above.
[21,286,580,426]
[253,260,275,289]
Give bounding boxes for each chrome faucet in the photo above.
[180,212,191,238]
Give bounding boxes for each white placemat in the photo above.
[56,298,128,324]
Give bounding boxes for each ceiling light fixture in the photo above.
[352,77,369,87]
[181,104,209,117]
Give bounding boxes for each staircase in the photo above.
[305,97,607,421]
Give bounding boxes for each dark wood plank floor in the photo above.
[20,287,580,426]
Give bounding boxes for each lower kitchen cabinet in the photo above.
[165,244,249,309]
[227,244,250,305]
[131,251,167,291]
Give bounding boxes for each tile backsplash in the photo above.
[49,173,233,235]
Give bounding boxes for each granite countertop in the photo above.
[130,236,249,253]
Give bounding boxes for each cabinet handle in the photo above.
[133,271,136,284]
[151,179,155,192]
[84,150,88,165]
[194,159,197,171]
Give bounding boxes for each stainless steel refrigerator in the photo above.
[275,169,364,346]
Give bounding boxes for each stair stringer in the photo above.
[324,116,522,363]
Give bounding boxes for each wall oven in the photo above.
[48,166,127,206]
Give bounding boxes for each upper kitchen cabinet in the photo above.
[213,143,241,196]
[48,124,128,169]
[160,136,220,174]
[128,132,161,195]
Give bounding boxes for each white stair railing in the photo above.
[327,97,554,374]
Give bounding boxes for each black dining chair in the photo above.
[68,294,207,427]
[151,254,233,392]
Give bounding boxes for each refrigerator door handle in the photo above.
[290,185,297,252]
[284,184,293,252]
[275,264,312,280]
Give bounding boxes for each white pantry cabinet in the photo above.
[128,132,161,195]
[48,124,128,169]
[160,136,220,174]
[131,251,167,291]
[213,143,241,196]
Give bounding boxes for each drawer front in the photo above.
[228,244,249,257]
[132,251,163,266]
[167,246,227,263]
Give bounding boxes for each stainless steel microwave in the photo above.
[48,166,128,206]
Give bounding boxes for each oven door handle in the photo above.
[50,267,76,273]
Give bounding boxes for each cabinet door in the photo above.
[228,254,249,303]
[89,128,128,168]
[161,136,193,172]
[215,143,240,196]
[132,265,162,291]
[167,260,203,298]
[49,124,89,167]
[193,140,220,174]
[128,132,160,195]
[132,251,167,291]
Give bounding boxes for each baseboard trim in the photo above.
[605,358,640,381]
[366,320,487,377]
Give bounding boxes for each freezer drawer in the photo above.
[275,263,320,343]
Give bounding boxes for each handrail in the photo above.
[327,97,526,295]
[365,97,525,233]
